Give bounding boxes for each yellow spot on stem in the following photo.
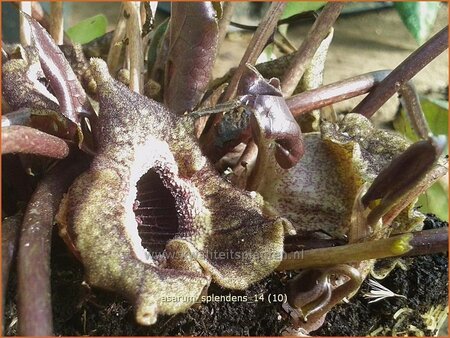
[390,234,413,255]
[368,198,381,210]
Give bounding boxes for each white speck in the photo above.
[363,279,407,303]
[223,167,233,175]
[24,243,30,247]
[8,316,18,329]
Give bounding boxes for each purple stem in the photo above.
[217,2,236,50]
[1,108,32,127]
[286,70,390,117]
[284,235,345,252]
[403,227,448,257]
[352,26,448,117]
[2,125,69,158]
[280,2,344,97]
[398,82,431,139]
[17,160,86,336]
[222,2,286,102]
[2,214,22,320]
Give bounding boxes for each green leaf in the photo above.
[393,2,441,44]
[417,181,448,220]
[393,97,448,149]
[67,14,108,45]
[281,2,326,19]
[147,18,169,74]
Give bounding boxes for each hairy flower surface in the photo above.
[56,58,290,325]
[258,113,444,239]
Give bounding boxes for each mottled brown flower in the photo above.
[257,113,441,239]
[56,58,291,325]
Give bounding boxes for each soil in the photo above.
[314,215,449,336]
[3,215,447,336]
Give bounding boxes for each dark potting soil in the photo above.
[314,215,449,336]
[3,215,448,336]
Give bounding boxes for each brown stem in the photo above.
[274,29,296,54]
[305,265,361,327]
[405,227,448,257]
[1,108,32,127]
[398,82,431,139]
[352,26,448,118]
[286,70,390,117]
[280,3,344,97]
[17,160,86,336]
[229,11,317,32]
[2,214,22,319]
[232,140,258,189]
[124,1,144,94]
[278,228,447,271]
[107,4,127,76]
[140,2,156,56]
[222,2,286,102]
[30,1,46,25]
[278,233,412,271]
[2,126,69,159]
[284,235,346,252]
[50,2,64,45]
[217,2,236,49]
[13,2,60,42]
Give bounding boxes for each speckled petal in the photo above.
[258,113,433,239]
[57,58,289,325]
